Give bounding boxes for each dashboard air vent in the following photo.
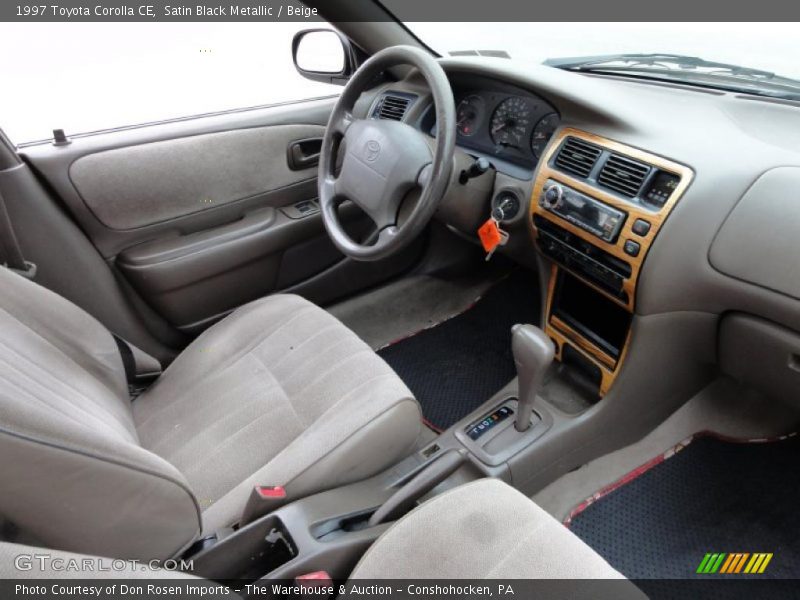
[376,94,412,121]
[598,153,650,198]
[554,137,602,179]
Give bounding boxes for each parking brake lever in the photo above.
[368,450,466,527]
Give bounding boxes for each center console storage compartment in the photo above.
[544,268,634,396]
[552,271,632,360]
[186,493,394,583]
[189,515,296,581]
[183,453,464,583]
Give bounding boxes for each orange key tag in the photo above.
[478,218,502,253]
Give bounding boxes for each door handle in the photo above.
[287,137,322,171]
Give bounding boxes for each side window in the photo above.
[0,23,342,144]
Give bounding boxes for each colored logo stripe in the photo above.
[697,553,773,574]
[720,553,749,573]
[697,553,726,573]
[744,553,773,574]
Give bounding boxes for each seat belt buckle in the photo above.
[8,260,36,280]
[240,485,288,527]
[296,572,333,599]
[256,485,287,499]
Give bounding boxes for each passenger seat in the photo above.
[1,479,643,597]
[350,478,636,580]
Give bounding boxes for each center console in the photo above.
[530,128,692,395]
[182,449,470,583]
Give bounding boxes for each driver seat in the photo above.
[0,267,421,560]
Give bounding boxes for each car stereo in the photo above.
[534,215,632,301]
[538,179,627,243]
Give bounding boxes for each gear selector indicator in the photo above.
[467,406,514,440]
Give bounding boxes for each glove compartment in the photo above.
[719,313,800,408]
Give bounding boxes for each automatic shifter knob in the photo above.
[512,324,555,432]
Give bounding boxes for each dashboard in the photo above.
[361,52,800,497]
[366,56,800,410]
[419,76,560,172]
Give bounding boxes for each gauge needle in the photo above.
[491,122,507,134]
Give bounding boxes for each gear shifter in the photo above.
[512,324,555,432]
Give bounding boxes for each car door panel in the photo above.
[69,124,325,230]
[115,202,374,332]
[23,98,337,257]
[20,96,423,338]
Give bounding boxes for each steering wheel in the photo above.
[318,46,456,261]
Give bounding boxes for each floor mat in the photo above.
[378,269,540,430]
[568,433,800,580]
[329,272,497,351]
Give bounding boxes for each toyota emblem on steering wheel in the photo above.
[364,140,381,162]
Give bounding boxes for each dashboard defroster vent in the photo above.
[598,153,650,198]
[554,137,602,179]
[375,94,413,121]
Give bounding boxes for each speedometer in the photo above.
[530,113,560,159]
[490,97,531,148]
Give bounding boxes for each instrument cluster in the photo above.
[427,81,560,170]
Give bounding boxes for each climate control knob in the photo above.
[542,184,563,209]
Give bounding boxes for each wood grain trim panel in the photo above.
[544,267,632,396]
[530,127,694,311]
[543,265,614,395]
[535,128,691,395]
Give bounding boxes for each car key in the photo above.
[485,228,509,261]
[478,217,510,261]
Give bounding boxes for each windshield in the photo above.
[405,22,800,95]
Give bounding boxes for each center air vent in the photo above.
[598,153,650,198]
[373,93,414,121]
[554,138,602,179]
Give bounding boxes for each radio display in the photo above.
[644,171,679,206]
[539,180,627,243]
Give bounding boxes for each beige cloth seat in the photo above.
[351,478,634,580]
[0,267,421,561]
[0,479,644,597]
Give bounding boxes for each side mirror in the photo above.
[292,28,358,85]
